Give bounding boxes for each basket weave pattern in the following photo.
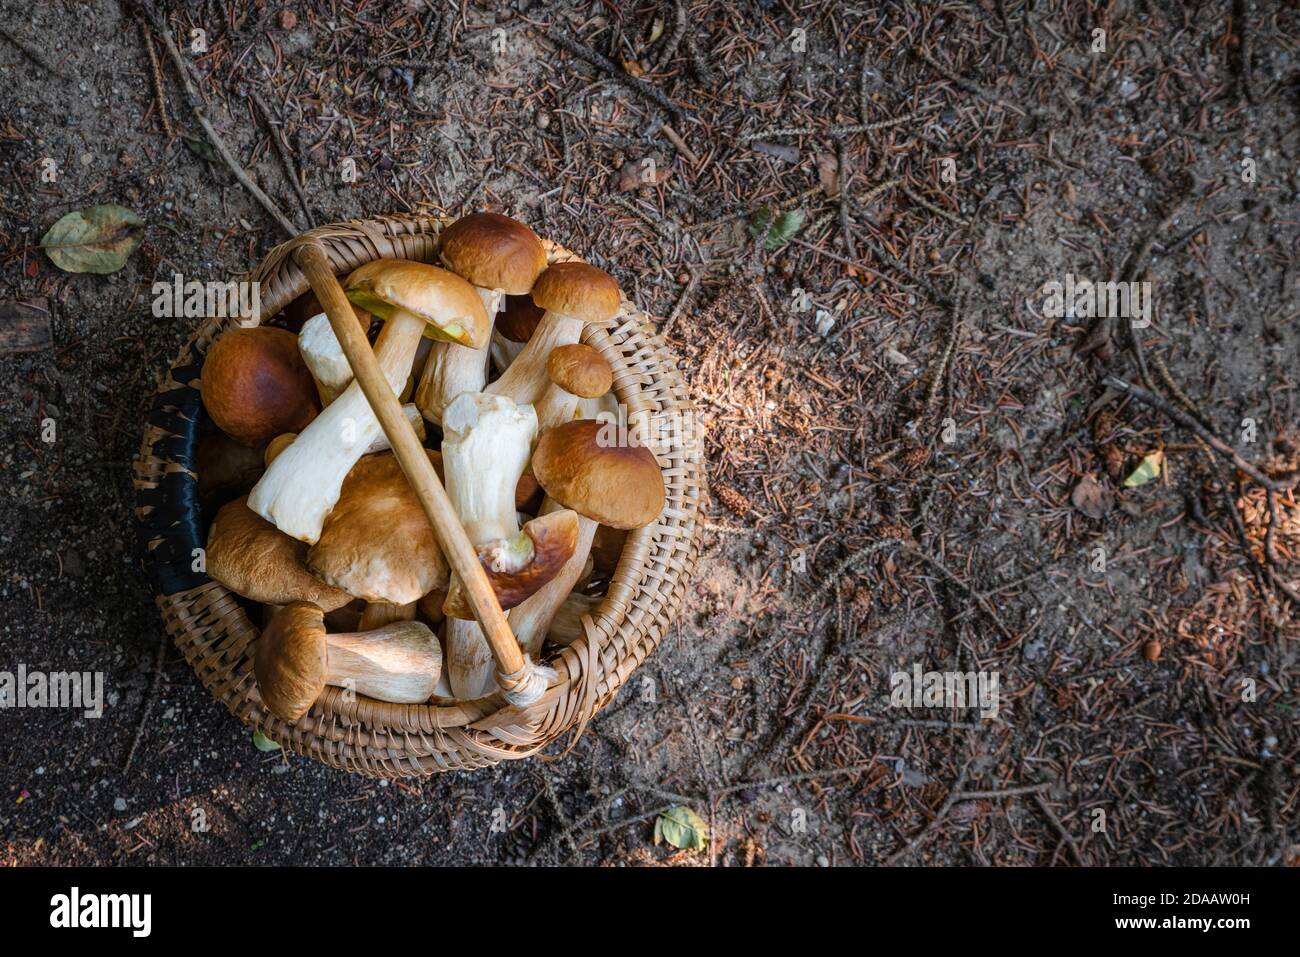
[133,215,705,777]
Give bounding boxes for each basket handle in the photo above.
[294,243,538,699]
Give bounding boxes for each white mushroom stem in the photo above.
[534,381,583,433]
[509,501,598,659]
[486,311,583,406]
[357,600,417,631]
[325,621,441,704]
[445,617,496,700]
[299,312,353,404]
[247,309,427,543]
[577,391,619,422]
[441,392,537,697]
[415,287,500,425]
[442,393,536,549]
[490,329,525,375]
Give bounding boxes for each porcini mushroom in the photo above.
[205,496,353,611]
[247,260,486,543]
[438,391,579,697]
[508,419,665,657]
[200,326,320,447]
[262,404,426,467]
[255,602,441,721]
[490,293,545,373]
[534,343,613,432]
[307,450,450,627]
[439,392,580,617]
[416,213,547,424]
[487,261,621,406]
[298,309,373,404]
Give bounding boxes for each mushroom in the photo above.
[437,391,579,697]
[534,343,613,433]
[358,600,417,630]
[508,420,665,658]
[490,293,545,373]
[205,496,353,611]
[444,618,495,700]
[255,602,441,721]
[197,425,266,506]
[200,326,320,447]
[439,392,580,618]
[415,213,547,424]
[262,404,425,467]
[247,260,487,543]
[487,262,621,407]
[307,450,450,629]
[298,309,373,404]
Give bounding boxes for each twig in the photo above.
[955,782,1051,801]
[741,111,926,144]
[912,46,1042,119]
[0,25,69,79]
[123,632,167,772]
[137,18,172,138]
[885,762,971,864]
[135,2,297,237]
[683,24,716,86]
[662,268,699,337]
[546,28,686,119]
[1033,792,1086,865]
[837,141,856,260]
[1104,375,1297,492]
[901,184,970,228]
[651,2,686,72]
[249,86,315,228]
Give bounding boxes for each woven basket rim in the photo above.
[132,214,706,776]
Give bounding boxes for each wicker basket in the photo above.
[133,215,705,777]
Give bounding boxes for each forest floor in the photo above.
[1,0,1298,866]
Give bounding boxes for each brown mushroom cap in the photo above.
[495,294,546,343]
[530,261,621,323]
[531,419,665,529]
[439,213,547,294]
[547,343,613,399]
[255,601,329,721]
[307,451,450,604]
[200,326,320,447]
[206,496,353,610]
[344,259,489,349]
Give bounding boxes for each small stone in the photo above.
[113,797,127,811]
[279,9,298,30]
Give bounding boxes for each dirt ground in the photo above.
[1,0,1298,866]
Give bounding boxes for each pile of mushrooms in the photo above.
[197,213,666,722]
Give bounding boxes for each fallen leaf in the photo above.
[252,731,280,752]
[183,135,220,164]
[1071,473,1113,519]
[40,204,144,274]
[654,805,708,851]
[748,206,805,251]
[1123,450,1164,488]
[816,152,840,196]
